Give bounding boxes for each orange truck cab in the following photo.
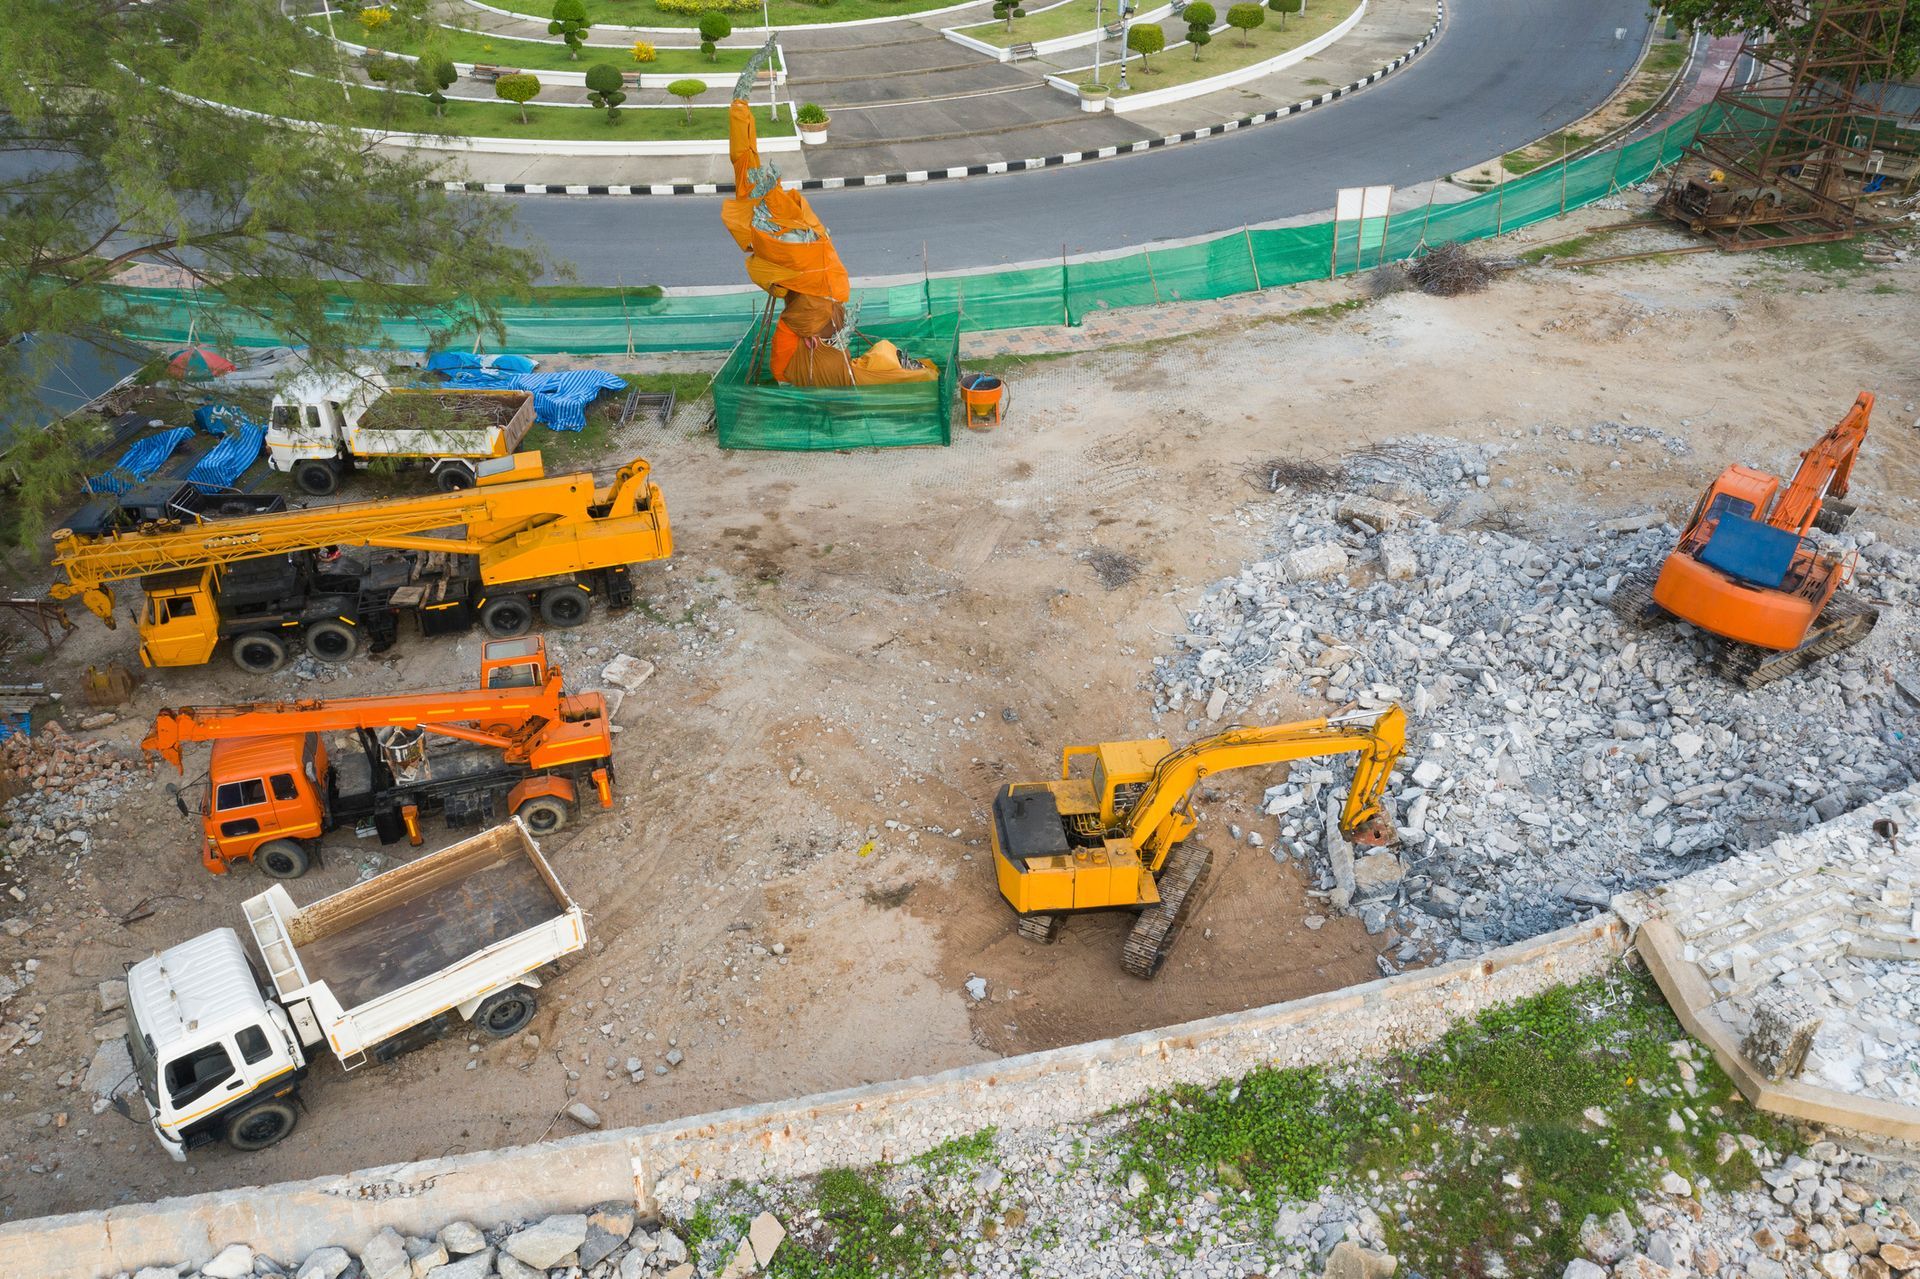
[203,736,331,876]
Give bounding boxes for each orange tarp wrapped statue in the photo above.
[725,43,938,389]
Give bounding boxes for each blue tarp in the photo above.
[438,369,627,432]
[1700,514,1800,590]
[426,351,538,376]
[85,427,194,494]
[187,424,266,492]
[193,403,249,435]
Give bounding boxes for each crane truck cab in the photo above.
[125,928,308,1161]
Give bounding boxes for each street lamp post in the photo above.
[1093,0,1103,86]
[1117,1,1131,90]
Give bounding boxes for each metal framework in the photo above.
[1659,0,1908,249]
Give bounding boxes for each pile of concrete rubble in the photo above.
[0,720,141,905]
[1154,439,1918,958]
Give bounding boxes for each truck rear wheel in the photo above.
[303,619,362,663]
[232,632,289,675]
[480,596,534,638]
[475,988,538,1038]
[225,1098,299,1152]
[517,795,571,836]
[435,462,476,492]
[539,584,592,628]
[292,460,340,497]
[255,839,311,880]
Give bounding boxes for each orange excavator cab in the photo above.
[1615,393,1879,687]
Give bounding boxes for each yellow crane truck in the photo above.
[48,451,672,672]
[992,706,1407,977]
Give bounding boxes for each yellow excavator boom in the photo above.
[1123,705,1407,870]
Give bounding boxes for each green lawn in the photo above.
[474,0,958,29]
[228,80,791,141]
[963,0,1114,49]
[313,18,778,76]
[1091,0,1361,96]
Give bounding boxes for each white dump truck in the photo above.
[123,820,583,1159]
[268,368,536,497]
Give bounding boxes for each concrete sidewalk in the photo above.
[403,0,1436,186]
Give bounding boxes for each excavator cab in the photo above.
[138,569,222,669]
[480,636,549,689]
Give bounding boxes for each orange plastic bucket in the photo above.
[959,373,1006,430]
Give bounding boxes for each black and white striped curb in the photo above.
[445,0,1444,197]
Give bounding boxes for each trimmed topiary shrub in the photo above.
[585,61,628,122]
[667,77,704,121]
[549,0,589,58]
[1184,0,1215,58]
[1226,2,1263,42]
[1126,22,1164,70]
[494,71,541,123]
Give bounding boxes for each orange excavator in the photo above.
[144,636,614,878]
[1612,392,1878,687]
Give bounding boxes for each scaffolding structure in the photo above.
[1658,0,1908,248]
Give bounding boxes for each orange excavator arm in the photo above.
[142,669,571,771]
[1771,391,1872,535]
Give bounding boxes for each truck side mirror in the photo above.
[165,782,188,817]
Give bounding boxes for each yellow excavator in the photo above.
[991,705,1407,978]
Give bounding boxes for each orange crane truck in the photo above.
[143,637,614,878]
[1611,392,1878,687]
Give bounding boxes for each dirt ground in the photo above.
[1,217,1917,1222]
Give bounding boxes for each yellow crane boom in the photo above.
[49,454,662,626]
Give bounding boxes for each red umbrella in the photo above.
[166,345,236,380]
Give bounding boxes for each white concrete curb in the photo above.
[0,915,1625,1279]
[317,28,790,88]
[941,0,1175,62]
[1045,0,1368,112]
[458,0,987,34]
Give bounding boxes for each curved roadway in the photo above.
[509,0,1653,284]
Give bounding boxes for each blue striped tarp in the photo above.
[187,424,266,492]
[86,427,194,494]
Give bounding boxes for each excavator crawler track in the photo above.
[1016,913,1063,944]
[1121,844,1213,980]
[1606,570,1667,629]
[1713,593,1879,688]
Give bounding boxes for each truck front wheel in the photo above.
[517,795,571,836]
[292,460,340,497]
[225,1098,299,1152]
[435,462,476,492]
[255,839,311,880]
[475,988,538,1038]
[479,596,534,638]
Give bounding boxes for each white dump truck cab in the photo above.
[125,928,309,1161]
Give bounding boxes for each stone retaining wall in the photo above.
[0,917,1624,1278]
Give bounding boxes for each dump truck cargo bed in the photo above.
[241,820,582,1062]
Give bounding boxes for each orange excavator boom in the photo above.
[141,638,590,770]
[1769,391,1872,535]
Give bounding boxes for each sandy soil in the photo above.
[1,221,1917,1222]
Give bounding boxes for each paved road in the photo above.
[505,0,1652,284]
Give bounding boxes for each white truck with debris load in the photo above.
[267,368,536,496]
[122,820,583,1159]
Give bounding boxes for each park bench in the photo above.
[470,64,522,82]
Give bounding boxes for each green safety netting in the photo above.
[100,105,1722,361]
[713,312,961,451]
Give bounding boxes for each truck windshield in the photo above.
[270,404,298,432]
[125,1003,159,1102]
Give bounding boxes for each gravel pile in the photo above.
[1152,440,1919,958]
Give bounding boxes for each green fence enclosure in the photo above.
[713,313,961,451]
